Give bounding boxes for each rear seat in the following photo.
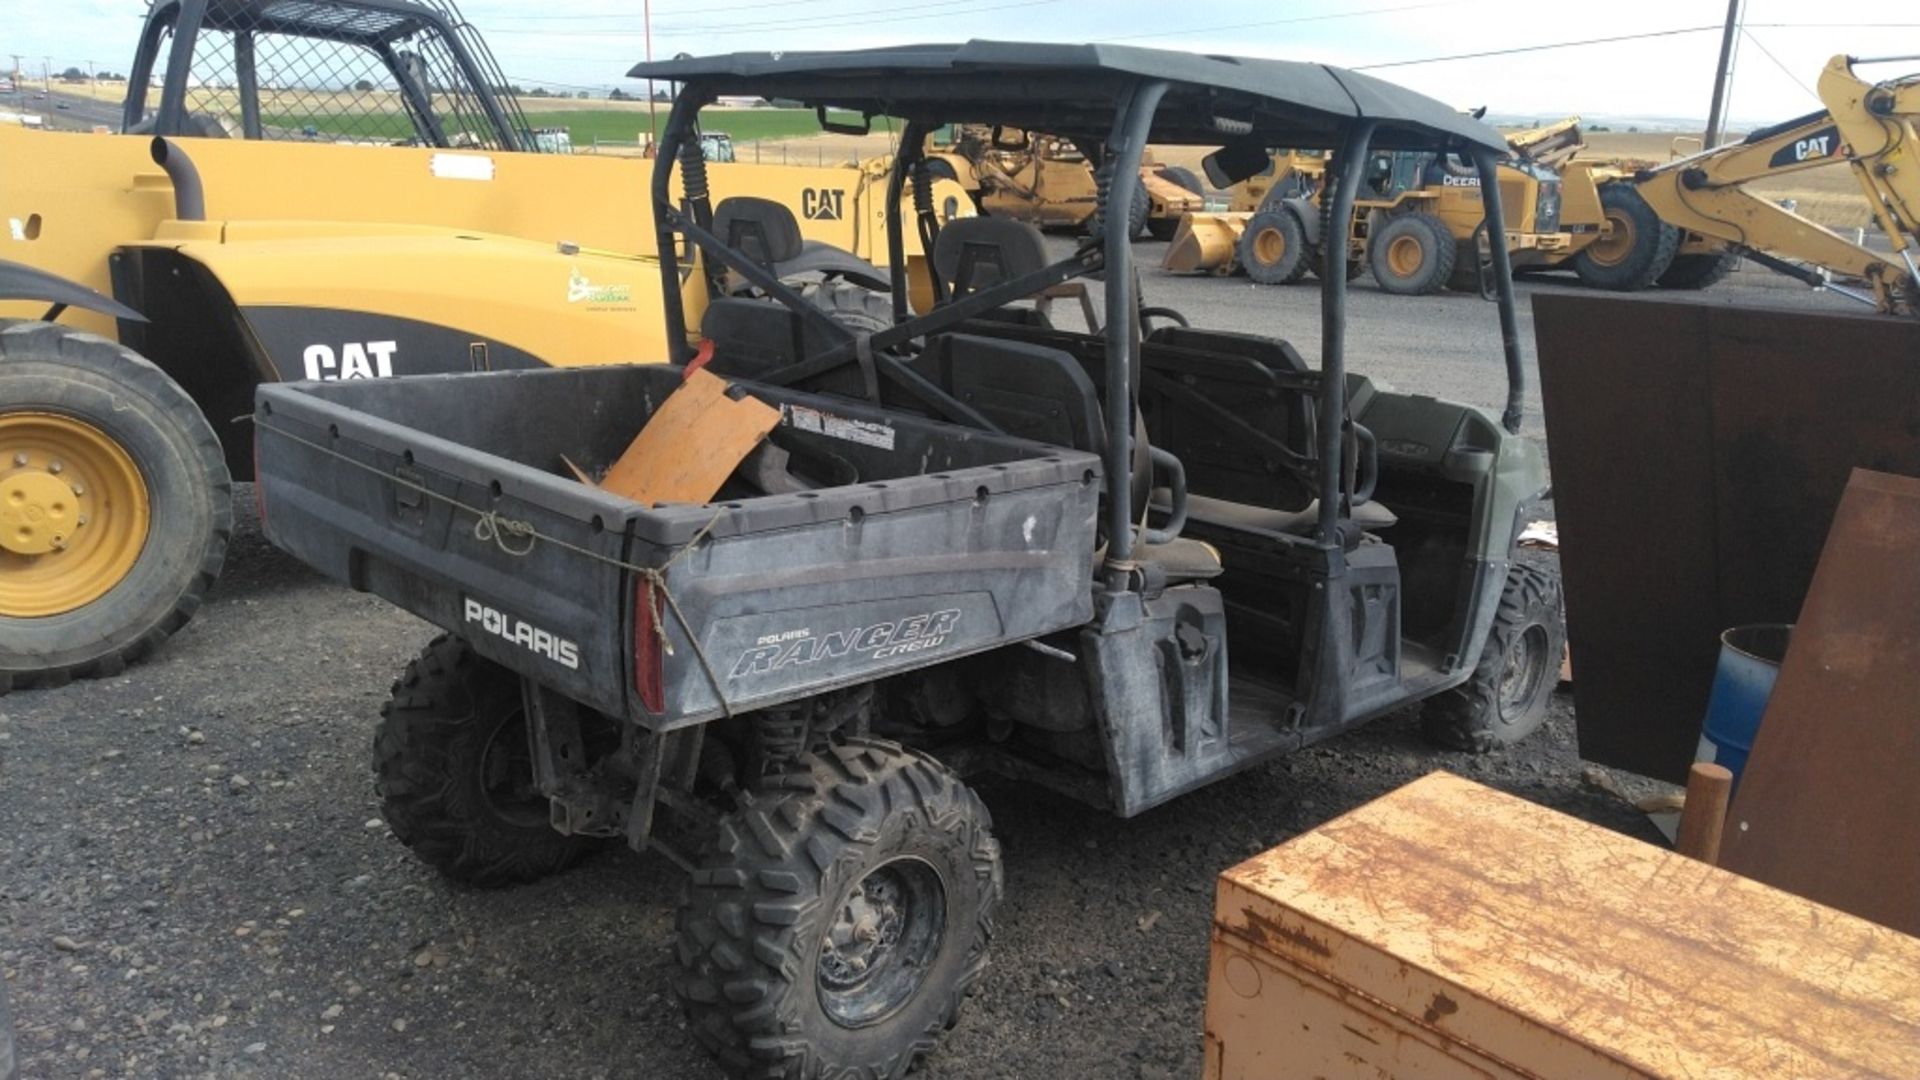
[1156,490,1397,539]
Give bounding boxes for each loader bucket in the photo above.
[1162,211,1247,275]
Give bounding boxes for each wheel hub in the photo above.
[1,468,77,556]
[1253,226,1287,265]
[1587,210,1635,266]
[816,858,946,1029]
[0,412,151,618]
[1388,234,1424,276]
[822,876,906,988]
[1497,624,1552,722]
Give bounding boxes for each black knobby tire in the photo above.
[1657,249,1740,290]
[1421,563,1566,753]
[1369,212,1457,296]
[373,635,603,886]
[677,737,1002,1080]
[1573,183,1679,291]
[802,280,895,332]
[0,321,230,693]
[1156,165,1205,196]
[1238,206,1309,285]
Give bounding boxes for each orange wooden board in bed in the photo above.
[597,369,781,507]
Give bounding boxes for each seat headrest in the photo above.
[712,196,804,266]
[932,216,1050,296]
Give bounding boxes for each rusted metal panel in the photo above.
[1720,469,1920,935]
[1206,772,1920,1079]
[1533,292,1920,781]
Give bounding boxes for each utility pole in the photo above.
[643,0,657,151]
[42,56,52,94]
[1703,0,1743,148]
[87,59,96,95]
[8,55,21,89]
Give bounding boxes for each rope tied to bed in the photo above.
[256,419,737,718]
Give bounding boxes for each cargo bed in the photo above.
[254,365,1100,727]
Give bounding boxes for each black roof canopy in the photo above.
[629,40,1506,153]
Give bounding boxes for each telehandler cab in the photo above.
[0,0,969,692]
[254,41,1563,1079]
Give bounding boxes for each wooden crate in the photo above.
[1204,772,1920,1079]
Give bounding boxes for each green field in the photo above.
[260,107,861,145]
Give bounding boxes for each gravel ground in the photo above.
[0,258,1850,1079]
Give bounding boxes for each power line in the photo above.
[1099,2,1464,44]
[1352,25,1721,70]
[1740,29,1820,104]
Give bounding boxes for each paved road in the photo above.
[0,263,1853,1080]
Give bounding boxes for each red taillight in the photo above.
[633,578,665,714]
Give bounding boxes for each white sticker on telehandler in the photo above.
[430,153,495,181]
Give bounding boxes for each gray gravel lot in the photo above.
[0,252,1855,1079]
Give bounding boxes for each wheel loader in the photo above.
[1164,119,1714,296]
[925,123,1203,239]
[251,39,1562,1079]
[0,0,972,691]
[1617,53,1919,317]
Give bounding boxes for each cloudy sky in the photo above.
[7,0,1918,124]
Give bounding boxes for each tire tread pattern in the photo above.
[0,320,230,692]
[1421,563,1565,753]
[677,737,1002,1079]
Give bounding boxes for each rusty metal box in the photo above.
[1204,772,1920,1079]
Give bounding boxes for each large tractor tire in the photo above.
[1421,563,1566,753]
[1657,249,1741,290]
[678,737,1002,1080]
[1369,213,1457,296]
[373,635,605,886]
[1238,206,1310,285]
[0,322,229,693]
[1573,184,1679,291]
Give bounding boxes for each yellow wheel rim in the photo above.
[1387,233,1425,276]
[0,412,151,618]
[1586,208,1637,267]
[1253,226,1288,265]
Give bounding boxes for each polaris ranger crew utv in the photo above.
[253,41,1562,1079]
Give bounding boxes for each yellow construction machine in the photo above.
[1164,119,1712,296]
[926,124,1204,238]
[1621,54,1919,316]
[0,0,971,690]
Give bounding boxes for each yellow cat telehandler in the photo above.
[0,0,971,691]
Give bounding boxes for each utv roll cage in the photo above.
[631,40,1525,594]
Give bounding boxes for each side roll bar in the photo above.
[1469,145,1526,435]
[1101,79,1168,590]
[1315,121,1377,547]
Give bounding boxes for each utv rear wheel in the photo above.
[1239,207,1309,285]
[374,635,602,886]
[1574,184,1679,290]
[677,737,1001,1080]
[1369,213,1456,295]
[0,322,230,693]
[1422,563,1565,753]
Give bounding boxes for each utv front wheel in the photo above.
[678,737,1001,1079]
[1422,563,1565,753]
[374,635,602,885]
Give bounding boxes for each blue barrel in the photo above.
[1697,624,1792,784]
